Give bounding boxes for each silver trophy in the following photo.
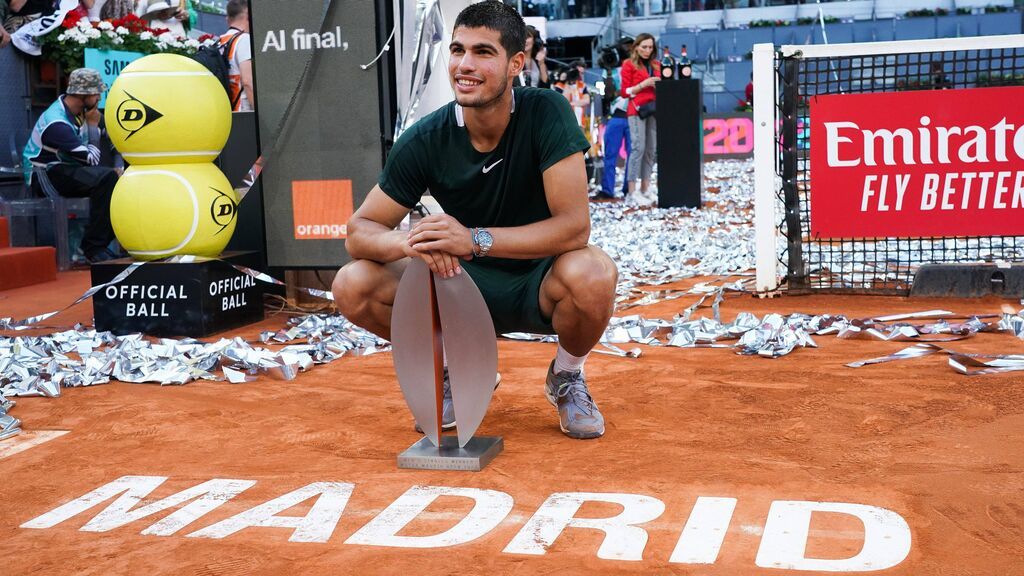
[391,259,502,471]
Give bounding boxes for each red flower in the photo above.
[111,13,147,33]
[61,11,84,29]
[149,27,170,36]
[197,33,214,42]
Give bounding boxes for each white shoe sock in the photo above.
[553,345,589,374]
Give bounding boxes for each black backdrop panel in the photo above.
[656,79,704,209]
[250,0,388,267]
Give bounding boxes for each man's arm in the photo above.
[346,185,412,263]
[407,151,590,261]
[40,123,99,165]
[239,58,254,109]
[347,185,464,276]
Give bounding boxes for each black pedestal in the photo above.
[656,79,704,209]
[217,111,266,261]
[91,251,265,337]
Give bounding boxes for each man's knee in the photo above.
[332,259,387,318]
[552,247,618,309]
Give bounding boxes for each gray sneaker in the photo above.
[414,371,501,433]
[544,360,605,439]
[414,369,456,433]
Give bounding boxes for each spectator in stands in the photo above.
[221,0,253,112]
[515,24,549,88]
[136,0,187,38]
[97,0,134,20]
[86,0,106,21]
[0,0,11,48]
[23,68,121,264]
[931,62,951,89]
[620,33,659,204]
[3,0,55,34]
[558,61,590,128]
[598,67,629,200]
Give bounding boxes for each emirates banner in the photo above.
[810,86,1024,239]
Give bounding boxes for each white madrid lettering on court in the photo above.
[345,485,514,548]
[20,476,254,535]
[187,482,354,543]
[668,497,737,564]
[754,500,912,572]
[503,492,665,561]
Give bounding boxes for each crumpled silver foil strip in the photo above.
[0,315,390,436]
[0,397,20,440]
[948,353,1024,375]
[846,343,944,368]
[0,262,145,330]
[846,341,1024,375]
[501,302,1022,361]
[590,160,756,299]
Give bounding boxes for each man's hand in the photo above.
[85,106,101,127]
[408,214,475,257]
[406,214,476,278]
[400,237,464,279]
[0,28,11,49]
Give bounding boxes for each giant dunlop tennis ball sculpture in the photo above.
[106,53,238,260]
[111,163,239,260]
[105,53,230,164]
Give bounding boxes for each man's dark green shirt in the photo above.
[379,86,590,271]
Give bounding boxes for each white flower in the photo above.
[104,30,117,39]
[76,19,92,30]
[85,28,101,39]
[185,38,199,48]
[157,32,176,44]
[97,21,113,30]
[64,29,87,42]
[112,37,124,45]
[57,32,66,41]
[116,26,128,35]
[139,31,153,41]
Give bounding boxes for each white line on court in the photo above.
[0,430,69,460]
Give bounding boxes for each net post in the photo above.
[778,51,805,291]
[753,43,779,293]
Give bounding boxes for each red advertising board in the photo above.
[809,86,1024,238]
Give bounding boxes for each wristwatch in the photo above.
[472,227,493,258]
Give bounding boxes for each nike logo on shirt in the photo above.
[482,159,503,173]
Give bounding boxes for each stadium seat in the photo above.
[0,133,89,271]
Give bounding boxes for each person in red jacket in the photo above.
[619,33,660,204]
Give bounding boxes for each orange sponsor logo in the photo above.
[292,180,353,240]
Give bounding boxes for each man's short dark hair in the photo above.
[454,1,526,58]
[227,0,248,20]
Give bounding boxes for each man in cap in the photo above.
[24,67,122,263]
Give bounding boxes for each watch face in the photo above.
[479,229,493,248]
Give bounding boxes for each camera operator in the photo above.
[515,24,549,88]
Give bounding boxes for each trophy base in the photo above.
[398,435,503,471]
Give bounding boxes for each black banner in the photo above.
[250,0,392,267]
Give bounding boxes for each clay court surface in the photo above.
[1,270,1022,575]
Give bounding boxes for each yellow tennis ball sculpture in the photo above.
[111,163,239,260]
[105,53,231,165]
